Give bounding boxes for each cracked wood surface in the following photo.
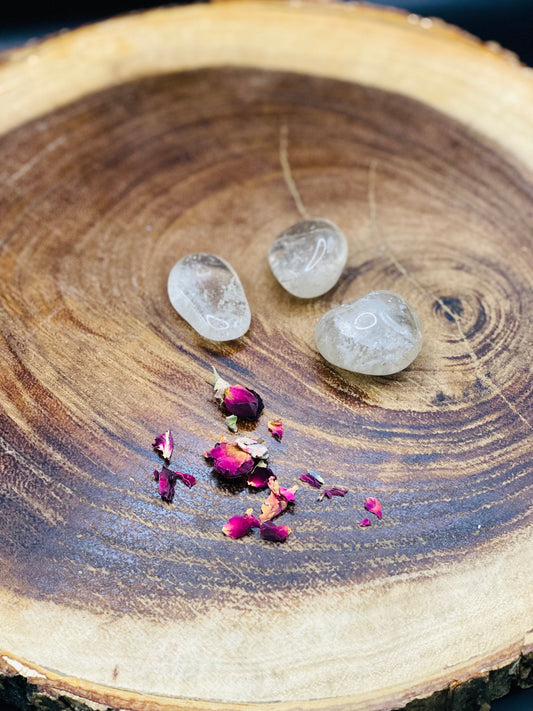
[0,2,532,710]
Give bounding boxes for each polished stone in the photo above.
[167,253,250,341]
[315,290,423,375]
[268,218,348,298]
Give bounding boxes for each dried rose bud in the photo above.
[212,367,264,421]
[260,521,291,542]
[259,476,298,523]
[154,466,178,503]
[364,496,382,519]
[222,509,260,539]
[176,471,196,488]
[268,418,283,441]
[247,465,276,489]
[299,471,324,488]
[224,385,264,421]
[152,430,173,461]
[235,436,269,460]
[205,440,254,478]
[359,518,372,527]
[318,487,348,502]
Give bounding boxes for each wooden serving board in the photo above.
[1,2,533,709]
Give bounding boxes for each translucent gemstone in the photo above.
[167,253,251,341]
[268,218,348,298]
[315,290,423,375]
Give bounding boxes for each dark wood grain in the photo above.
[1,66,531,610]
[0,2,532,710]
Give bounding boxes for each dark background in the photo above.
[0,1,532,710]
[0,0,532,66]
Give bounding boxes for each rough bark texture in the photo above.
[1,2,533,710]
[1,652,532,710]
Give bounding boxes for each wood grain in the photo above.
[0,2,532,710]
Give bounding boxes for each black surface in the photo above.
[0,1,532,66]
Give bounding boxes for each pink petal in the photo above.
[155,466,178,503]
[364,497,382,519]
[152,430,173,461]
[260,521,291,542]
[247,466,276,488]
[222,510,260,539]
[299,472,324,489]
[279,485,297,503]
[268,418,283,441]
[360,518,372,527]
[176,471,196,488]
[205,441,254,478]
[259,477,297,522]
[259,492,286,523]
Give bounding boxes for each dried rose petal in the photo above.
[318,487,348,501]
[205,440,254,478]
[226,415,238,433]
[279,485,297,503]
[260,491,286,522]
[260,521,291,542]
[247,465,276,489]
[154,467,195,499]
[260,491,284,522]
[176,471,196,488]
[235,436,269,460]
[268,418,283,441]
[222,508,260,539]
[152,430,173,461]
[259,476,297,523]
[360,518,372,527]
[154,466,178,503]
[212,368,264,421]
[299,471,324,489]
[364,497,382,519]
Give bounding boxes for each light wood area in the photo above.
[0,1,532,710]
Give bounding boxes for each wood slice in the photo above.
[1,2,533,710]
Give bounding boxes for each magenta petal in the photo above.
[329,487,348,497]
[247,467,276,488]
[176,471,196,488]
[153,430,173,460]
[279,485,297,503]
[157,466,178,503]
[268,418,283,441]
[365,497,382,519]
[224,386,264,421]
[318,487,348,501]
[360,518,372,527]
[299,472,323,489]
[205,441,255,478]
[260,521,291,542]
[222,511,260,539]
